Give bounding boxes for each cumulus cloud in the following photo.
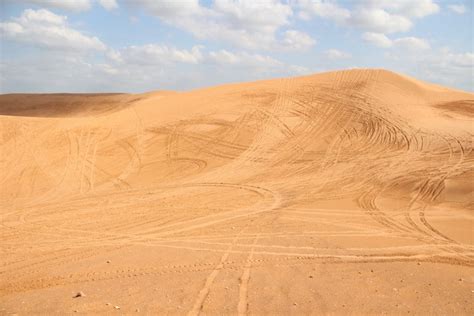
[98,0,118,11]
[369,0,439,18]
[349,8,412,34]
[363,32,430,50]
[130,0,202,17]
[208,50,283,68]
[109,44,302,72]
[1,0,468,93]
[212,0,291,32]
[392,37,430,50]
[0,9,106,51]
[296,0,439,34]
[281,30,316,51]
[106,49,123,63]
[131,0,307,50]
[8,0,92,12]
[0,39,310,93]
[448,4,467,14]
[296,0,350,23]
[362,32,393,48]
[385,47,473,91]
[205,49,310,78]
[440,51,474,68]
[8,0,119,12]
[118,45,204,65]
[324,49,351,60]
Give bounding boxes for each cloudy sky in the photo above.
[0,0,472,93]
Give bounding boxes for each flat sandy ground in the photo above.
[0,69,473,315]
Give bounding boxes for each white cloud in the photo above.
[362,32,429,50]
[368,0,439,18]
[287,64,311,75]
[205,49,311,78]
[0,9,106,51]
[0,53,104,93]
[8,0,120,12]
[106,49,123,63]
[9,0,92,12]
[324,49,351,60]
[212,0,292,33]
[130,0,202,17]
[296,0,350,23]
[349,8,412,34]
[99,0,118,11]
[98,63,120,75]
[207,50,241,65]
[297,0,439,34]
[1,43,310,93]
[384,48,473,91]
[104,44,307,78]
[1,0,468,93]
[362,32,393,48]
[440,51,474,68]
[448,4,467,14]
[119,45,204,65]
[393,37,430,50]
[208,50,283,68]
[281,30,316,51]
[131,0,295,50]
[106,44,307,76]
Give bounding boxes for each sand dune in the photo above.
[0,69,473,315]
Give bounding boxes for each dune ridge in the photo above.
[0,69,473,314]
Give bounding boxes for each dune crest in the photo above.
[1,69,473,315]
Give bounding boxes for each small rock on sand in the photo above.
[114,306,121,309]
[73,292,85,298]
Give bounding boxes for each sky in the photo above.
[0,0,472,93]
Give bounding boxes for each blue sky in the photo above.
[0,0,472,93]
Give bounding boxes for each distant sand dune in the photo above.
[0,93,134,117]
[0,69,473,315]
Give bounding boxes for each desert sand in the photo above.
[0,69,473,315]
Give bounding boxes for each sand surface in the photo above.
[0,69,473,315]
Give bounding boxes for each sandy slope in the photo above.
[0,69,473,315]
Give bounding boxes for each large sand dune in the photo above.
[0,69,473,314]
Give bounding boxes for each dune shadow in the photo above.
[434,100,474,117]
